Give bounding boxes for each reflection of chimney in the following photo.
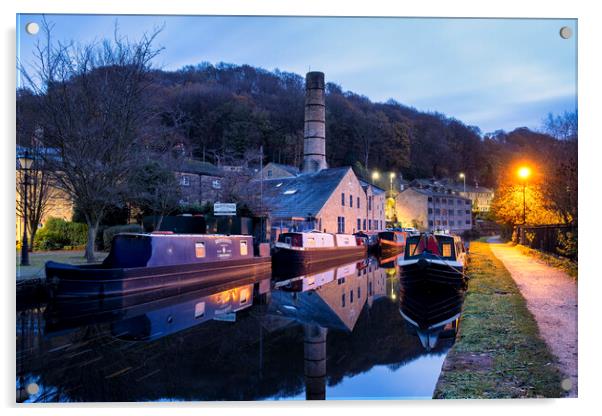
[302,72,328,174]
[304,324,327,400]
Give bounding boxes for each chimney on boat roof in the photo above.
[302,71,328,174]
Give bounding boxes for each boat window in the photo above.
[306,237,315,247]
[195,242,206,258]
[239,287,249,305]
[240,240,248,256]
[441,242,453,257]
[194,302,206,319]
[283,189,297,195]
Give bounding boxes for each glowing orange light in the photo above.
[517,166,531,180]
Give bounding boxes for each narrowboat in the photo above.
[353,231,379,251]
[377,230,408,253]
[45,233,272,298]
[272,231,367,268]
[398,232,468,287]
[274,258,368,292]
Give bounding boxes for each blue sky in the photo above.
[17,14,577,134]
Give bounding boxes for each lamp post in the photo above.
[371,170,380,184]
[517,166,531,224]
[459,172,466,193]
[389,172,395,194]
[18,150,34,266]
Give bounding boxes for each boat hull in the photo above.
[400,258,465,288]
[272,245,366,270]
[45,256,272,298]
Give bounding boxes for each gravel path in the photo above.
[487,237,578,397]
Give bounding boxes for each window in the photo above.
[240,240,248,256]
[442,198,447,204]
[267,169,273,177]
[442,220,448,226]
[194,302,206,319]
[350,290,354,304]
[337,216,346,233]
[450,220,455,226]
[195,242,206,258]
[350,195,353,207]
[435,208,440,215]
[357,218,361,231]
[429,220,434,226]
[180,175,190,186]
[435,198,440,203]
[465,200,470,205]
[441,242,453,257]
[341,192,345,206]
[283,189,297,195]
[428,208,433,214]
[341,293,346,307]
[368,196,372,211]
[363,219,367,230]
[368,219,372,230]
[458,210,463,215]
[357,197,360,209]
[357,287,361,299]
[457,199,462,205]
[369,282,372,296]
[465,210,470,215]
[212,179,221,189]
[428,196,433,202]
[466,219,471,225]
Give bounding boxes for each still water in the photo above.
[16,255,464,402]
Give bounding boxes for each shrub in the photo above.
[33,218,88,251]
[556,230,577,259]
[103,224,144,251]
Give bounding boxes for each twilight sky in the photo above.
[17,14,577,134]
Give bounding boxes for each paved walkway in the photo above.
[487,237,578,397]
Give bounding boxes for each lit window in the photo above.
[442,243,452,257]
[180,175,191,186]
[195,242,206,258]
[212,179,221,189]
[240,240,248,256]
[194,302,206,319]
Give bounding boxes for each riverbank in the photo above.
[16,250,107,281]
[433,241,565,398]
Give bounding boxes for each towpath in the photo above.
[487,236,578,397]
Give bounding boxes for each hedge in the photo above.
[33,217,88,251]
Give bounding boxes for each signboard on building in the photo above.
[214,203,236,216]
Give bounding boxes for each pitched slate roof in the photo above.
[177,159,223,177]
[256,166,351,219]
[359,179,386,195]
[268,162,300,176]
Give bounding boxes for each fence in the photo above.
[513,224,577,260]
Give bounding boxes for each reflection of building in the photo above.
[248,72,386,239]
[175,159,224,205]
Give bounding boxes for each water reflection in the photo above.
[16,255,465,402]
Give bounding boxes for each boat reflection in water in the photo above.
[17,254,464,402]
[399,285,465,351]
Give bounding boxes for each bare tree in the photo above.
[19,18,164,262]
[16,140,57,251]
[129,154,183,231]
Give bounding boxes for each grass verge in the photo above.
[433,241,564,399]
[513,244,577,280]
[16,250,108,281]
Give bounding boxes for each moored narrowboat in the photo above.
[377,230,408,253]
[45,233,271,298]
[272,231,367,268]
[398,232,468,287]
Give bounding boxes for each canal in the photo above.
[16,255,465,402]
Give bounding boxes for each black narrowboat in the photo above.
[398,232,468,287]
[272,231,367,268]
[45,233,271,298]
[378,230,408,253]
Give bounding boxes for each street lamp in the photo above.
[18,150,34,266]
[371,171,380,183]
[459,172,466,193]
[517,166,531,224]
[389,172,395,193]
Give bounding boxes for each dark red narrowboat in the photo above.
[45,233,271,298]
[378,230,408,253]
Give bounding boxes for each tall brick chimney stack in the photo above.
[302,71,328,174]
